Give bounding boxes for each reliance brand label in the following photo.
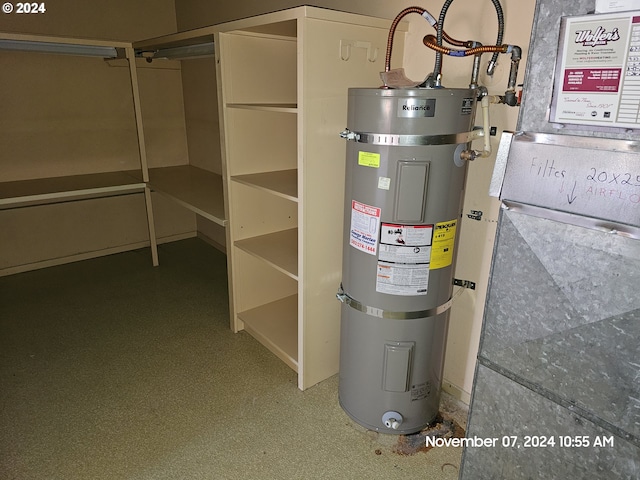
[397,98,436,117]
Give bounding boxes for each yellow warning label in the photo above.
[430,219,457,270]
[358,151,380,168]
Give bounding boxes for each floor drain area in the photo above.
[393,413,466,455]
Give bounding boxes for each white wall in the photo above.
[0,0,176,40]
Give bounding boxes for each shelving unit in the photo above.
[216,7,406,389]
[0,32,158,275]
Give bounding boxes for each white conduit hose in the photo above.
[465,95,496,160]
[479,95,493,158]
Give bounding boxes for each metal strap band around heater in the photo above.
[340,128,479,146]
[336,286,459,320]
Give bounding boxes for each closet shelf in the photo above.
[0,32,130,56]
[0,171,145,209]
[234,228,298,279]
[0,30,161,272]
[145,165,227,227]
[231,169,297,202]
[226,103,297,113]
[133,29,215,53]
[238,294,298,371]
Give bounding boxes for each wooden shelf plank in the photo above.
[132,28,216,51]
[147,165,226,226]
[234,228,298,279]
[226,103,297,113]
[239,294,298,371]
[232,169,297,202]
[0,32,131,49]
[0,170,145,209]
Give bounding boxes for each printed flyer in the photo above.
[551,11,640,128]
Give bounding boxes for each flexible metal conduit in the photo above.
[434,0,505,81]
[384,7,430,73]
[383,6,474,74]
[382,3,521,106]
[424,34,509,57]
[423,35,522,97]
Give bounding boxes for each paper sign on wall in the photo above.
[596,0,640,13]
[550,11,640,129]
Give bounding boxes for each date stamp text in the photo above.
[427,435,615,449]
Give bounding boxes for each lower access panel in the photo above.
[338,304,449,434]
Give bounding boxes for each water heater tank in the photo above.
[338,87,477,434]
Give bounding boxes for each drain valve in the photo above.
[382,411,404,430]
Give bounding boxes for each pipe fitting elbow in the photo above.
[460,149,478,161]
[509,45,522,62]
[503,90,519,107]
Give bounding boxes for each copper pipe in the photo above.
[384,7,482,72]
[385,7,426,72]
[443,32,475,48]
[423,34,509,56]
[384,7,478,73]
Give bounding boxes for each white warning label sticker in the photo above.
[376,223,433,296]
[376,262,429,296]
[379,244,431,263]
[380,223,433,246]
[349,200,381,256]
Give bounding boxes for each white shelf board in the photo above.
[234,228,298,279]
[231,169,297,202]
[238,294,298,371]
[132,28,216,51]
[0,170,145,209]
[147,165,226,226]
[0,32,131,49]
[226,103,297,113]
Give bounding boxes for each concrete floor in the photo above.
[0,238,467,479]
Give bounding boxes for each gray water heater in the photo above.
[338,87,477,434]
